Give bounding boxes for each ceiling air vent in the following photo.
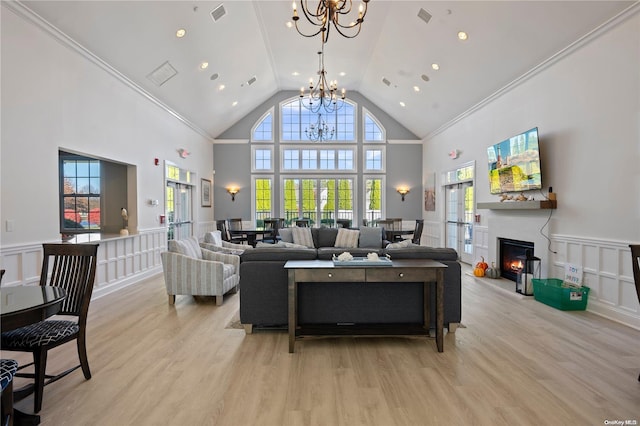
[382,77,391,87]
[247,76,257,86]
[211,4,226,22]
[146,61,177,86]
[210,73,219,81]
[421,74,430,82]
[418,8,432,25]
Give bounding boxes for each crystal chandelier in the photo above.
[292,0,370,43]
[305,113,335,142]
[300,45,345,114]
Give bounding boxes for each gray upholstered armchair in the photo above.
[200,230,250,255]
[160,236,240,306]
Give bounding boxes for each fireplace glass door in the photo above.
[445,181,474,264]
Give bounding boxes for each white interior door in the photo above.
[445,181,474,264]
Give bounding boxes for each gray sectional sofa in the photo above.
[239,227,461,334]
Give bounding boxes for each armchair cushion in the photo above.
[168,236,202,259]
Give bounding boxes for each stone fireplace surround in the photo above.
[488,213,554,280]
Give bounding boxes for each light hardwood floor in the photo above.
[3,264,639,426]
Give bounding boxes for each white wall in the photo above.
[422,10,640,328]
[0,5,215,293]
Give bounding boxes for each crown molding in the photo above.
[213,139,250,145]
[387,139,423,145]
[4,0,215,143]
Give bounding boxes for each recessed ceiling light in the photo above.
[399,101,406,107]
[176,28,186,38]
[286,21,293,28]
[200,62,209,70]
[218,84,225,91]
[232,101,238,107]
[457,31,468,41]
[431,63,440,71]
[413,86,420,92]
[339,72,346,77]
[292,71,300,76]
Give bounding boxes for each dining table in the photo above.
[228,229,266,248]
[1,285,67,425]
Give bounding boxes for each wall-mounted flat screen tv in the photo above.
[487,127,542,194]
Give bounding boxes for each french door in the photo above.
[445,181,474,264]
[166,181,193,241]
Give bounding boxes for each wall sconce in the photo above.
[397,187,410,202]
[227,187,239,202]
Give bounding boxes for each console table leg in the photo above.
[288,271,296,353]
[436,270,444,352]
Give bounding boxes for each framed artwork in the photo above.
[424,172,436,211]
[201,178,212,207]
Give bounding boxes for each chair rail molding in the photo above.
[0,229,166,299]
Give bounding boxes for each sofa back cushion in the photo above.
[203,231,223,246]
[334,228,360,248]
[292,227,315,248]
[168,236,202,259]
[358,226,383,248]
[278,228,294,243]
[313,227,339,248]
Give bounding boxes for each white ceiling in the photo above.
[21,1,635,140]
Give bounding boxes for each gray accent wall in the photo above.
[213,90,422,224]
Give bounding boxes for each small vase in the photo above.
[119,228,129,236]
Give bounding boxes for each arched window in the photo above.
[280,97,356,142]
[252,108,274,142]
[363,108,385,142]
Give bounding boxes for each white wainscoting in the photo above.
[474,225,489,265]
[551,235,639,330]
[472,225,639,330]
[421,220,442,248]
[0,228,167,299]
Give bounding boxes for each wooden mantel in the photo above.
[476,200,557,210]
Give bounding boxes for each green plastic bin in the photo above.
[532,278,590,311]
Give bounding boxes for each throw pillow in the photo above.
[204,231,223,246]
[385,239,413,249]
[358,226,382,248]
[292,227,314,248]
[278,228,294,243]
[334,228,360,248]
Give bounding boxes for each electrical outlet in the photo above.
[6,220,15,232]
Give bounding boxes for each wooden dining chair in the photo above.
[1,359,18,426]
[336,219,351,229]
[0,243,99,413]
[262,219,280,244]
[412,219,424,245]
[295,219,310,227]
[227,218,248,244]
[629,244,640,381]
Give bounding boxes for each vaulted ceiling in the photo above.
[21,1,635,140]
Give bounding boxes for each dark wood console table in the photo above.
[285,259,447,353]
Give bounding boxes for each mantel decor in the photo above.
[201,178,212,207]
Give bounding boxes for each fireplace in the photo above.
[499,238,534,282]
